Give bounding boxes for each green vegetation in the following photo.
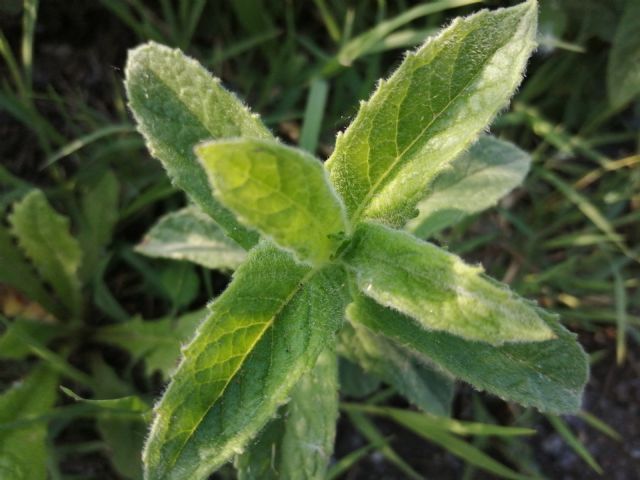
[0,0,637,479]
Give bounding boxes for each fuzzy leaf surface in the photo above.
[0,366,58,480]
[326,1,537,226]
[338,322,453,416]
[125,42,272,249]
[407,136,531,237]
[143,244,346,480]
[236,348,338,480]
[136,206,246,270]
[343,222,553,345]
[197,139,348,265]
[607,0,640,109]
[348,295,588,413]
[9,190,82,318]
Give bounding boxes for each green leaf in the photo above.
[344,404,535,437]
[124,41,273,249]
[60,386,150,416]
[607,0,640,109]
[96,309,205,379]
[159,262,200,310]
[143,244,346,480]
[338,358,381,399]
[136,206,246,270]
[0,318,63,360]
[77,170,119,282]
[407,136,531,238]
[343,222,554,345]
[0,366,58,480]
[9,190,83,318]
[326,1,537,227]
[236,348,338,480]
[338,322,453,416]
[348,295,588,413]
[0,225,61,319]
[196,138,348,265]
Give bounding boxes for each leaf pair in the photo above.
[125,2,588,479]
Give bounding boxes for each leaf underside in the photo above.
[407,136,531,238]
[348,295,588,413]
[343,222,554,345]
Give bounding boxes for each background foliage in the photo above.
[0,0,638,478]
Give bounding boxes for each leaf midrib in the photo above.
[162,265,319,475]
[349,20,518,224]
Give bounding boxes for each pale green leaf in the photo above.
[196,138,348,265]
[143,244,346,480]
[343,222,554,345]
[348,295,588,413]
[0,225,61,319]
[136,206,246,270]
[236,348,338,480]
[0,366,58,480]
[124,41,273,249]
[96,309,205,379]
[326,1,537,227]
[338,321,453,415]
[9,190,82,318]
[407,136,531,238]
[607,0,640,109]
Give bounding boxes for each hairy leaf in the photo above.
[342,222,553,344]
[197,139,348,265]
[0,366,58,480]
[236,348,338,480]
[348,295,588,413]
[125,42,272,249]
[338,322,453,415]
[96,309,205,379]
[136,206,246,270]
[9,190,82,318]
[143,244,346,480]
[407,136,531,237]
[326,1,537,226]
[607,0,640,109]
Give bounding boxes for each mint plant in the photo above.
[124,1,588,479]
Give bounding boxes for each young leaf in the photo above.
[143,244,346,480]
[196,138,348,265]
[0,366,58,480]
[407,136,531,238]
[607,0,640,109]
[125,42,273,249]
[326,1,537,227]
[348,295,588,413]
[236,348,338,480]
[342,222,554,345]
[338,322,453,416]
[136,206,246,270]
[9,190,83,319]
